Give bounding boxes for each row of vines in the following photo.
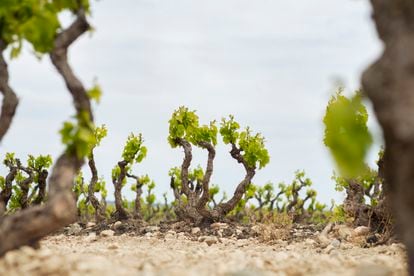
[1,98,391,237]
[0,0,397,261]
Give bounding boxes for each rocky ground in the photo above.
[0,221,408,276]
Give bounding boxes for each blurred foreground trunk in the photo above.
[362,1,414,274]
[0,10,92,256]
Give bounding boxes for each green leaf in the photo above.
[121,133,146,164]
[87,84,102,104]
[168,106,200,147]
[323,90,373,177]
[60,111,95,159]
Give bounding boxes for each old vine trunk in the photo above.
[0,11,92,256]
[362,1,414,274]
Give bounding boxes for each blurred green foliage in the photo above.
[323,90,372,177]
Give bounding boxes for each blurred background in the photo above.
[1,0,383,204]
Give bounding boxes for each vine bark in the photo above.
[0,10,92,256]
[362,1,414,274]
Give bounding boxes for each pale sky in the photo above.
[1,0,383,205]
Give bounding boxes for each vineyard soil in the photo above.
[0,222,407,276]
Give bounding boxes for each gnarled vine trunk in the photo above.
[126,173,144,219]
[0,10,92,256]
[172,138,256,224]
[113,160,131,220]
[0,40,19,143]
[32,169,48,205]
[88,153,106,222]
[362,1,414,274]
[0,161,18,213]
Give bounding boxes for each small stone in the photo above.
[336,225,353,240]
[191,227,201,235]
[68,223,82,235]
[204,236,218,246]
[100,230,115,237]
[324,245,335,254]
[331,239,341,248]
[108,244,119,250]
[353,226,370,237]
[251,225,261,235]
[145,232,153,238]
[211,222,228,231]
[145,226,160,233]
[113,221,122,230]
[86,222,96,228]
[198,236,218,246]
[85,232,98,242]
[317,234,331,248]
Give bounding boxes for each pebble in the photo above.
[145,226,160,233]
[100,230,115,237]
[211,222,228,231]
[336,225,353,240]
[317,234,331,248]
[191,227,201,235]
[68,223,82,235]
[85,232,98,242]
[250,225,261,235]
[353,226,370,237]
[86,222,96,228]
[113,221,122,230]
[198,236,218,246]
[331,239,341,248]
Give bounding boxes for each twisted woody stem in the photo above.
[0,40,19,143]
[0,10,93,256]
